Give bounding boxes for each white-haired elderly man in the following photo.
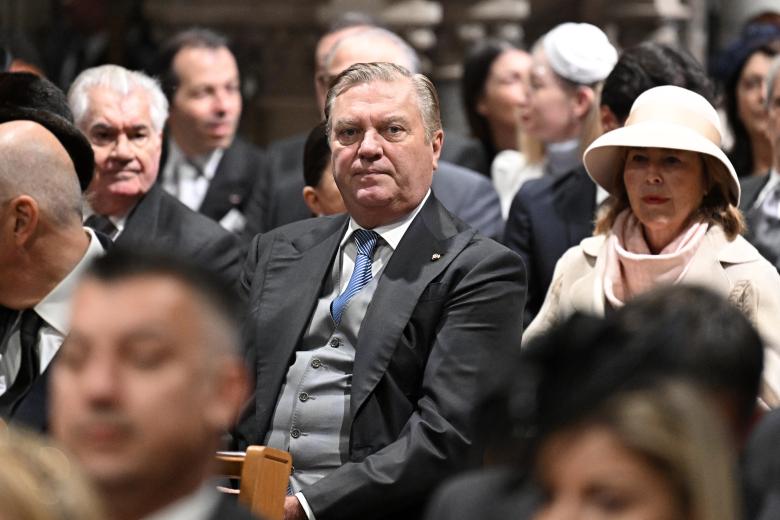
[68,65,243,281]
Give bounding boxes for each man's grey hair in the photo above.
[68,65,169,132]
[324,62,441,143]
[323,26,421,75]
[766,55,780,110]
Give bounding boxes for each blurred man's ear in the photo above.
[302,186,321,216]
[204,357,249,432]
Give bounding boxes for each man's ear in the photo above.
[431,129,444,171]
[302,186,321,216]
[572,86,596,120]
[600,105,621,132]
[10,195,39,246]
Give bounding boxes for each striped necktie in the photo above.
[330,229,379,325]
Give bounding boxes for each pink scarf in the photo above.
[603,210,709,307]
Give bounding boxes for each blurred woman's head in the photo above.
[717,23,780,176]
[586,86,743,245]
[462,40,532,158]
[522,23,617,148]
[533,382,738,520]
[0,427,105,520]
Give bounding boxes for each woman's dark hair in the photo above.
[303,121,331,188]
[602,42,715,124]
[717,23,780,177]
[461,40,516,163]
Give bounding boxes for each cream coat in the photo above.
[524,225,780,406]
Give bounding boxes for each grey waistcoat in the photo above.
[265,255,381,492]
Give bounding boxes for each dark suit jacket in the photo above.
[118,184,244,282]
[503,166,596,326]
[739,174,770,212]
[235,196,526,520]
[244,159,503,240]
[159,136,266,224]
[424,468,537,520]
[741,409,780,520]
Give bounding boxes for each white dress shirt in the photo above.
[161,138,223,211]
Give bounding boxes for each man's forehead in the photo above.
[86,87,154,126]
[174,46,237,75]
[332,79,416,114]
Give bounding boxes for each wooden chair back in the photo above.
[216,446,292,520]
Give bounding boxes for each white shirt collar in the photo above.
[340,189,431,251]
[142,483,220,520]
[34,227,105,335]
[168,137,224,181]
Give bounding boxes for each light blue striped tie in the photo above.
[331,229,379,325]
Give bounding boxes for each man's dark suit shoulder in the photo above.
[742,409,780,520]
[424,467,536,520]
[503,166,596,326]
[119,184,244,282]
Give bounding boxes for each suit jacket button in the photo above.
[298,392,309,402]
[330,338,340,348]
[290,428,301,439]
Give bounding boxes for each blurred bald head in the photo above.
[316,27,420,111]
[0,120,83,225]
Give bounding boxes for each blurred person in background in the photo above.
[461,41,533,175]
[0,426,105,520]
[740,55,780,273]
[715,23,780,178]
[156,28,266,234]
[502,22,617,326]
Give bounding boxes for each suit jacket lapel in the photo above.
[199,142,243,218]
[116,184,162,246]
[252,216,348,426]
[350,197,475,418]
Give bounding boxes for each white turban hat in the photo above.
[542,22,618,84]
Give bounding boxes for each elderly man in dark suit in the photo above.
[245,25,501,240]
[0,73,106,430]
[236,62,526,520]
[154,28,266,234]
[68,64,243,281]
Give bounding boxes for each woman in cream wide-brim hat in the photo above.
[524,85,780,406]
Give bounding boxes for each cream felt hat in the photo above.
[583,85,740,206]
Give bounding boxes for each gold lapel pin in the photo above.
[431,253,441,261]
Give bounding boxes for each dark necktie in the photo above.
[85,214,118,238]
[330,229,379,325]
[0,310,43,414]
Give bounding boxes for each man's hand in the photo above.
[284,495,307,520]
